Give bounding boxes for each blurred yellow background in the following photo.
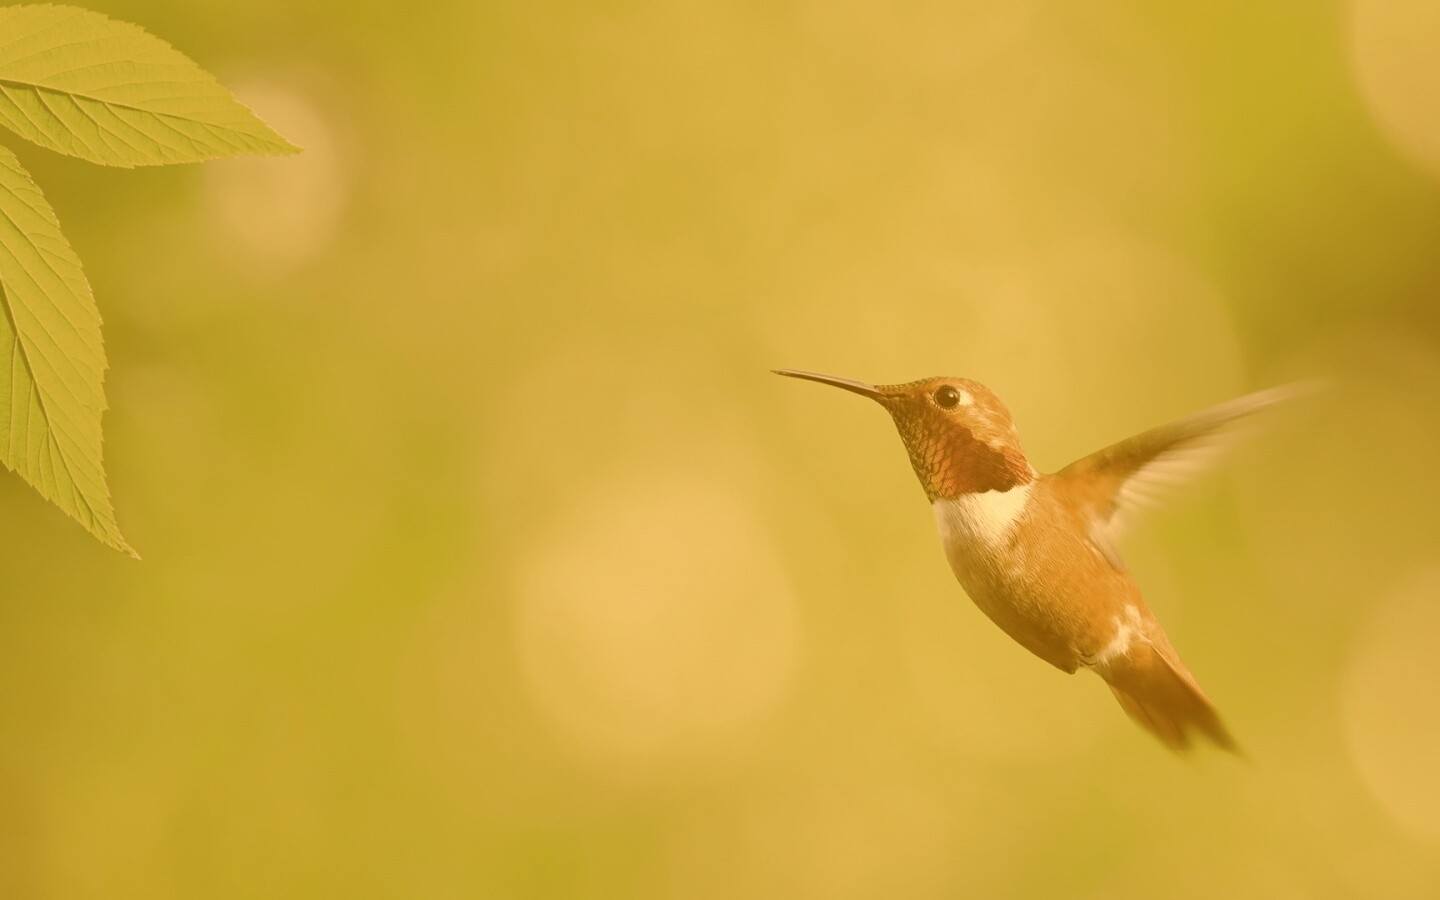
[2,1,1439,896]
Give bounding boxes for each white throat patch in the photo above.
[932,481,1033,551]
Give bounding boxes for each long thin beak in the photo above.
[772,368,885,400]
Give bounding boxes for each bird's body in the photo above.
[935,478,1125,675]
[775,369,1299,753]
[934,475,1234,751]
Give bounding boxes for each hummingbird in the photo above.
[775,368,1300,753]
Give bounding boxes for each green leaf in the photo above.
[0,4,298,167]
[0,143,132,555]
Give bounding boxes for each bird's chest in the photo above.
[933,488,1040,614]
[932,486,1110,670]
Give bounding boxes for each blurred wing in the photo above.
[1056,383,1313,569]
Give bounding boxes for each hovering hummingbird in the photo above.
[775,368,1300,753]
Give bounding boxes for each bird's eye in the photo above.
[934,385,961,409]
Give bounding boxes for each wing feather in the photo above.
[1057,382,1314,569]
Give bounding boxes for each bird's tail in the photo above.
[1097,639,1239,754]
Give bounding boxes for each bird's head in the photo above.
[774,369,1033,501]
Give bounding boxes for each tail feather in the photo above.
[1099,640,1238,754]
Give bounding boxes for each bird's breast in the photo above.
[932,482,1041,626]
[932,482,1034,571]
[932,479,1126,671]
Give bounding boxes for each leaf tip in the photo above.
[243,128,304,159]
[100,529,140,559]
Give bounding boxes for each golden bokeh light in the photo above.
[203,78,346,274]
[1351,0,1440,177]
[1343,567,1440,844]
[513,468,801,772]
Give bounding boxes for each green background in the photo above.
[3,1,1440,896]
